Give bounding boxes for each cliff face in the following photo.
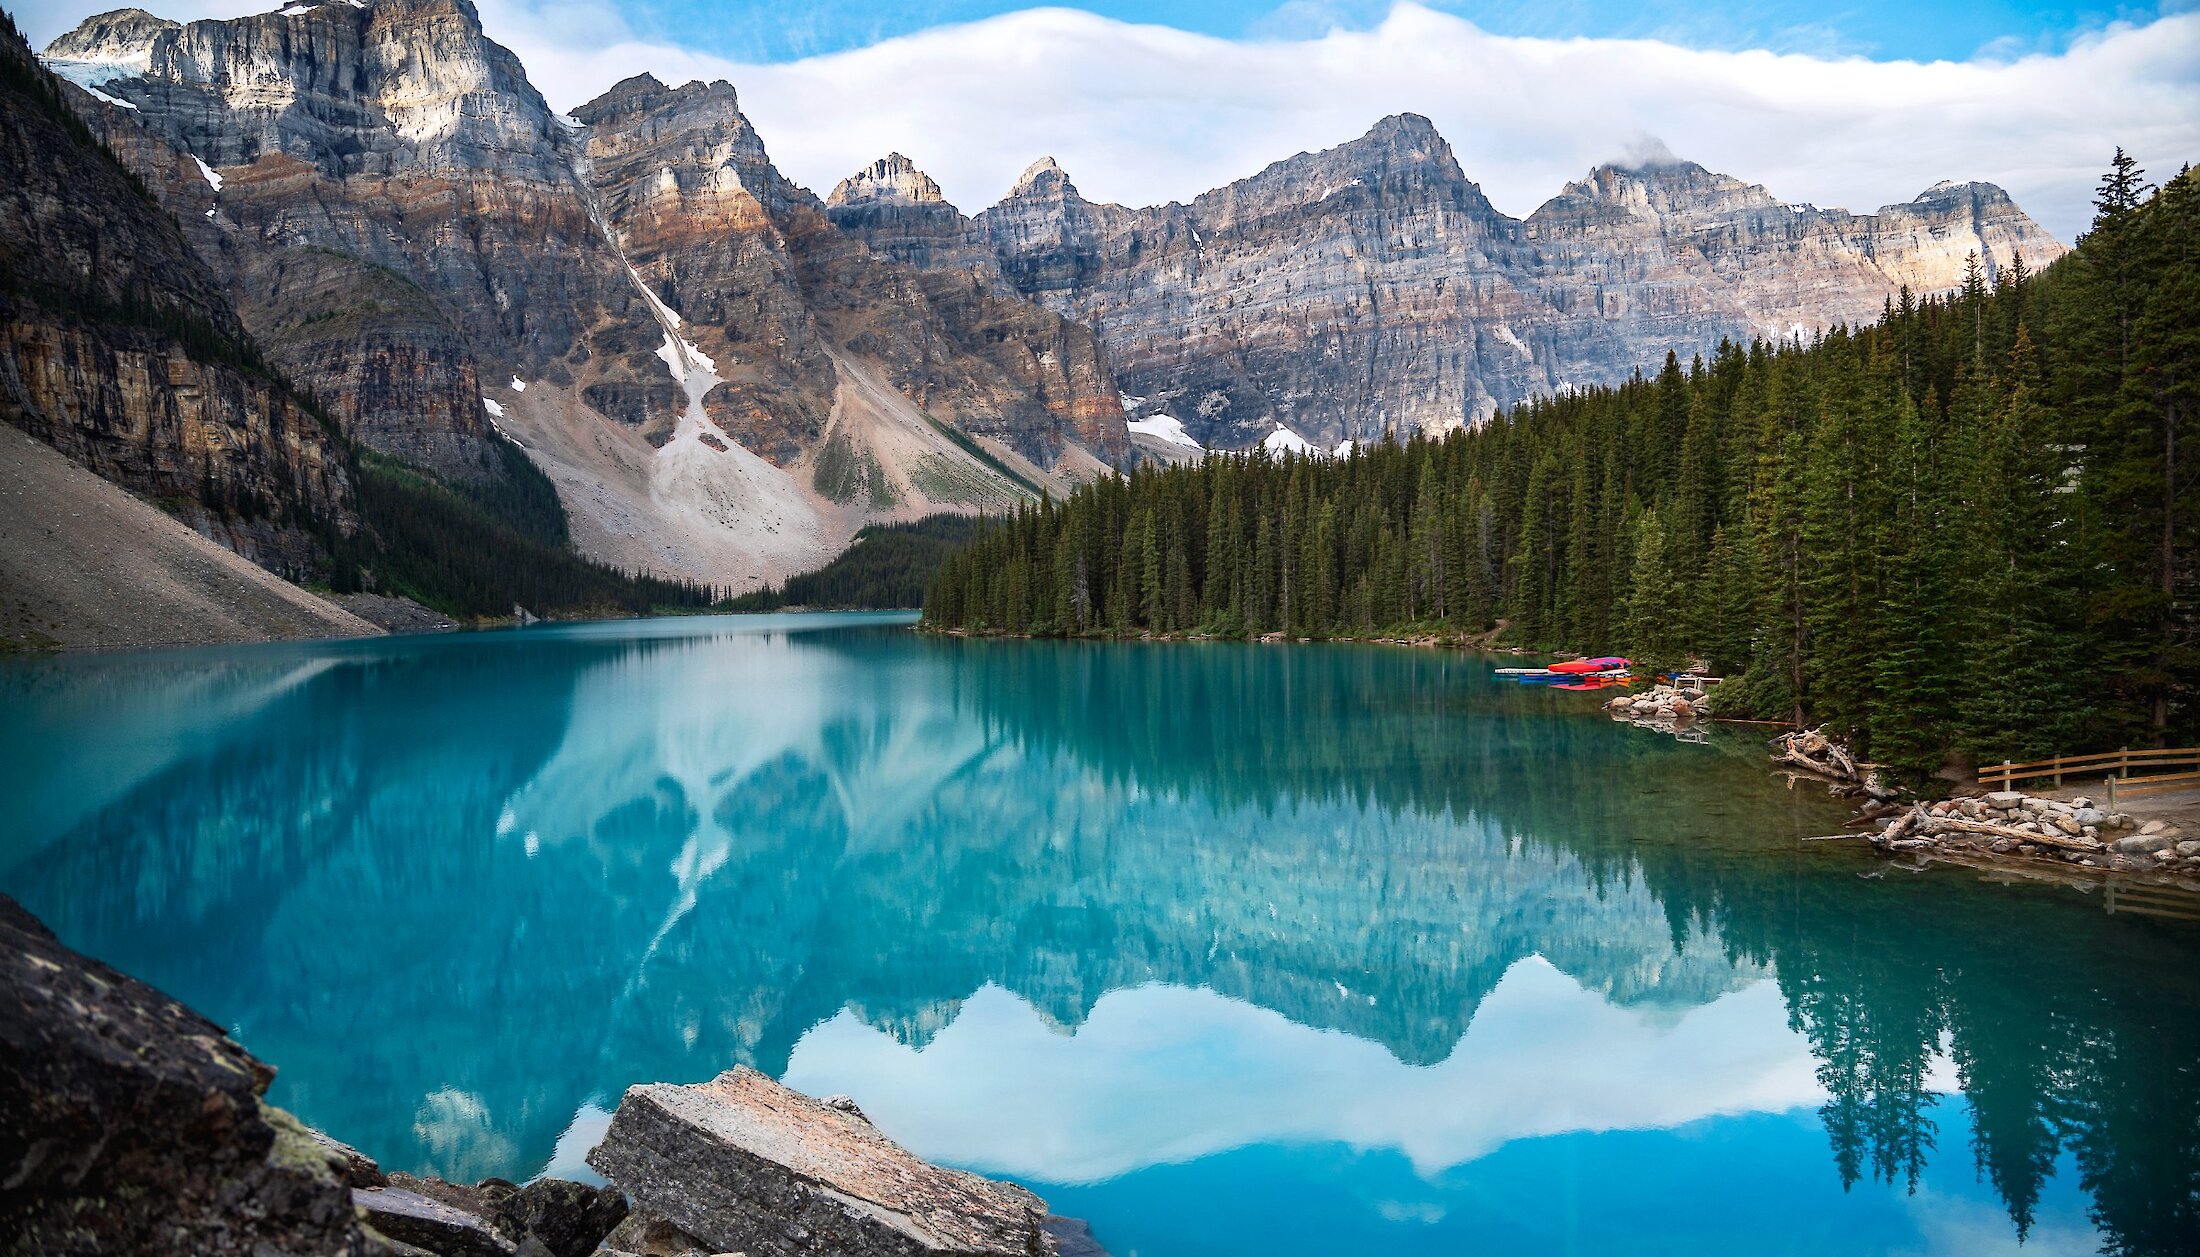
[573,73,834,460]
[42,5,1130,590]
[578,74,1129,468]
[961,116,2069,449]
[0,21,351,576]
[972,117,1564,449]
[1517,161,2064,370]
[45,0,636,482]
[828,152,984,273]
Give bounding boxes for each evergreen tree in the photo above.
[921,162,2199,760]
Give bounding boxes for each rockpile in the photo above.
[1869,793,2200,881]
[0,893,367,1256]
[2,894,1092,1257]
[352,1173,628,1257]
[1605,683,1706,722]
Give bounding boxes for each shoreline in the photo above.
[923,622,2200,894]
[3,892,1107,1257]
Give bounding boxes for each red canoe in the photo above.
[1550,656,1630,674]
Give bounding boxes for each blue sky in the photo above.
[623,0,2191,63]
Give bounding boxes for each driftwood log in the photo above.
[1771,727,1869,785]
[1934,816,2104,853]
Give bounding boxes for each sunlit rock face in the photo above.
[0,20,352,574]
[572,72,832,456]
[1519,161,2066,363]
[46,0,631,480]
[571,74,1131,468]
[43,1,1130,486]
[965,117,2067,450]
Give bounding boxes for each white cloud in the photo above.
[510,1,2199,241]
[20,2,2200,238]
[782,962,1832,1184]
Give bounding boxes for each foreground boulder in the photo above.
[2,892,1070,1257]
[0,894,370,1255]
[588,1067,1058,1256]
[0,894,627,1257]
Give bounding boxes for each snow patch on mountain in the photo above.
[1492,324,1533,362]
[1128,414,1201,449]
[40,56,149,89]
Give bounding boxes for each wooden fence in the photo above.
[1978,747,2200,804]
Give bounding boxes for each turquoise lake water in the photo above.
[2,612,2196,1255]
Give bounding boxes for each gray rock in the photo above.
[1043,1216,1114,1257]
[2112,834,2174,855]
[592,1209,712,1257]
[500,1178,630,1257]
[301,1122,387,1189]
[0,893,368,1255]
[588,1067,1056,1257]
[971,118,2064,449]
[2073,808,2106,826]
[1985,791,2026,808]
[355,1185,519,1257]
[2179,841,2200,857]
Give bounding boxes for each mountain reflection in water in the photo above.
[1,614,2194,1256]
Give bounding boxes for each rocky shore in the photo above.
[1864,794,2198,884]
[0,894,1104,1257]
[1595,691,2200,889]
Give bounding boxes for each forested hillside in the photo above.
[924,157,2197,773]
[727,515,983,611]
[345,445,717,618]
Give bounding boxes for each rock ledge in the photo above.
[588,1067,1055,1256]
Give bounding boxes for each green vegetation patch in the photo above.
[727,514,984,611]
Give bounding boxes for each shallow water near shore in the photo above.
[3,612,2195,1256]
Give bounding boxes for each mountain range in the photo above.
[11,0,2066,596]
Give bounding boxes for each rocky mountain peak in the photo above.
[1011,155,1074,196]
[576,72,803,225]
[41,7,178,63]
[1360,111,1445,153]
[1554,158,1780,220]
[587,71,667,109]
[576,73,740,125]
[1901,178,2019,210]
[45,0,568,179]
[1187,110,1490,239]
[827,153,947,207]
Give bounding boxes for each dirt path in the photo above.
[0,424,378,652]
